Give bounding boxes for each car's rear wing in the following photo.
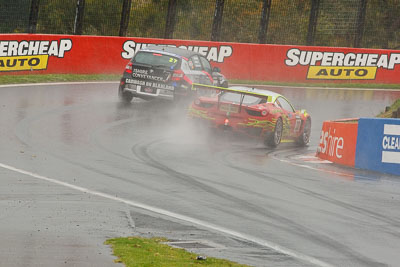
[191,83,273,102]
[191,83,272,113]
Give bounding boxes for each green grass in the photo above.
[105,237,250,267]
[229,79,400,89]
[0,74,120,85]
[1,74,400,89]
[378,98,400,118]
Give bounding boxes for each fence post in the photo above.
[211,0,224,41]
[28,0,40,33]
[164,0,177,39]
[306,0,320,46]
[74,0,85,35]
[354,0,367,48]
[258,0,272,44]
[119,0,132,37]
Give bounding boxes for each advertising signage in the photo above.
[1,34,400,84]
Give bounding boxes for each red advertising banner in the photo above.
[1,34,400,84]
[317,120,359,167]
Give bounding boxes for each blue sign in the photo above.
[355,118,400,176]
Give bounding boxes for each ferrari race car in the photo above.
[118,45,228,103]
[188,84,311,147]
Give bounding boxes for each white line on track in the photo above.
[271,154,355,179]
[0,162,333,267]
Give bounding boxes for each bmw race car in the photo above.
[118,45,228,103]
[188,84,311,147]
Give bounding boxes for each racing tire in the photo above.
[264,118,283,148]
[118,85,133,103]
[296,118,311,146]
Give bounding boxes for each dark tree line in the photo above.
[1,0,399,49]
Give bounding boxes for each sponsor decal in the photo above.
[0,39,72,72]
[317,121,358,166]
[318,128,344,159]
[131,68,164,81]
[285,48,400,80]
[122,41,232,63]
[126,78,174,90]
[381,124,400,164]
[130,68,172,82]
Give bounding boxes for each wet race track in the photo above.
[1,82,400,267]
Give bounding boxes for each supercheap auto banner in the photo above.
[1,34,400,84]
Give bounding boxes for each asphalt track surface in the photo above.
[1,82,400,267]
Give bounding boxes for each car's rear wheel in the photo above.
[265,117,283,147]
[296,118,311,146]
[118,85,133,103]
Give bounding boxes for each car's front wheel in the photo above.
[296,118,311,146]
[264,117,283,147]
[118,85,133,103]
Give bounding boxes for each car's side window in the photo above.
[277,97,294,112]
[275,99,282,108]
[188,56,203,71]
[199,56,212,73]
[181,59,191,72]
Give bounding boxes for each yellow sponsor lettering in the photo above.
[307,66,377,80]
[0,55,48,72]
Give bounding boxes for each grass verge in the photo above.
[105,237,250,267]
[378,98,400,118]
[229,79,400,89]
[0,74,120,85]
[1,74,400,89]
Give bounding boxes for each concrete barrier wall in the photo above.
[355,118,400,176]
[317,120,358,167]
[317,118,400,176]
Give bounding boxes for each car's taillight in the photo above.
[246,108,268,117]
[125,62,133,73]
[172,69,184,81]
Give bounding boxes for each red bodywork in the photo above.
[188,88,311,142]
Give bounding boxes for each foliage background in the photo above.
[1,0,399,49]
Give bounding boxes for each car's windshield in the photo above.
[220,92,265,106]
[133,51,180,69]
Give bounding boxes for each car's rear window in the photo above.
[133,51,180,69]
[220,92,265,106]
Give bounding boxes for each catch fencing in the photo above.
[1,0,399,49]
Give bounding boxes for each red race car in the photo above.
[188,84,311,147]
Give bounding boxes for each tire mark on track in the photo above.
[14,104,166,194]
[131,138,384,267]
[221,147,400,232]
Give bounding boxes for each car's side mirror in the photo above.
[212,66,221,73]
